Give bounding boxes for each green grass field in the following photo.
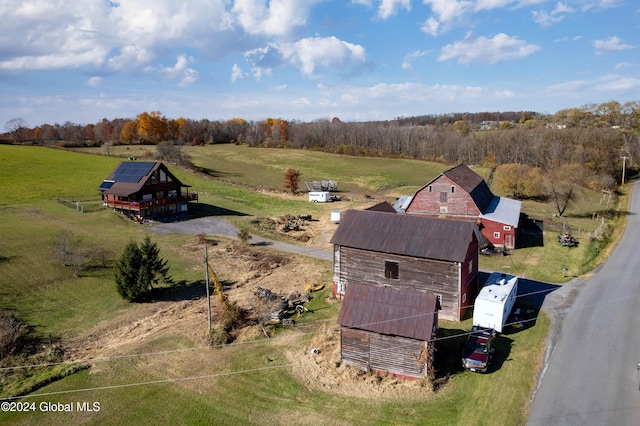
[1,144,627,425]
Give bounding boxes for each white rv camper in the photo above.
[472,272,519,333]
[309,191,331,202]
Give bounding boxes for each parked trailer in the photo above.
[309,191,331,202]
[472,272,518,333]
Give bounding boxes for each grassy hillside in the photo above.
[2,144,625,425]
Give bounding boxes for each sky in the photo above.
[1,0,639,127]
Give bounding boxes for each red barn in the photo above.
[99,161,197,220]
[405,164,521,249]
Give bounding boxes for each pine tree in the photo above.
[114,241,143,301]
[114,237,171,301]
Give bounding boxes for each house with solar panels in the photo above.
[99,161,197,220]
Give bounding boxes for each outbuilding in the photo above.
[331,209,480,321]
[337,283,438,380]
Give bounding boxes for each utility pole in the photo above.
[621,156,628,186]
[204,245,212,331]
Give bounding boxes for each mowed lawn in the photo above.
[2,144,561,425]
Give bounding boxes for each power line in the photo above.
[1,360,314,401]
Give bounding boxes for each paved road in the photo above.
[149,216,333,261]
[528,182,640,425]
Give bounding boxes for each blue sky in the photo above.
[1,0,638,127]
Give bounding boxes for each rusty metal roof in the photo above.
[442,164,494,213]
[330,209,476,262]
[365,201,397,213]
[337,283,437,341]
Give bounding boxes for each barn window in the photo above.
[435,294,442,309]
[468,259,474,275]
[385,261,399,279]
[440,192,448,202]
[451,186,455,193]
[428,185,433,192]
[494,232,500,239]
[504,225,511,231]
[440,206,448,214]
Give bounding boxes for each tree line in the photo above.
[3,101,639,186]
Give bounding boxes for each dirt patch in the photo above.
[64,240,327,363]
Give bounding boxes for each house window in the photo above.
[159,169,167,183]
[435,294,442,310]
[150,172,158,185]
[504,226,511,231]
[428,185,433,192]
[451,186,455,193]
[385,261,399,279]
[440,206,448,214]
[494,232,500,239]
[440,192,448,202]
[168,190,177,198]
[462,292,466,303]
[468,259,474,275]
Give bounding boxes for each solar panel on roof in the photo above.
[113,162,155,183]
[99,180,115,190]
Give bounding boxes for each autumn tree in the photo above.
[137,111,168,144]
[545,163,590,217]
[4,118,30,142]
[493,164,543,199]
[120,120,138,144]
[283,168,301,193]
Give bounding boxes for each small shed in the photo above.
[337,283,438,380]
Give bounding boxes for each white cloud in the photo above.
[377,0,412,19]
[594,36,634,55]
[402,50,431,69]
[532,2,575,27]
[232,0,322,36]
[231,64,246,83]
[244,36,370,79]
[421,0,473,35]
[594,74,640,92]
[475,0,517,11]
[87,77,103,87]
[439,33,540,64]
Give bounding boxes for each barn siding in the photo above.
[341,328,433,379]
[341,328,370,370]
[482,220,516,249]
[370,333,428,379]
[407,175,481,218]
[336,246,462,320]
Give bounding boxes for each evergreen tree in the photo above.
[114,237,171,301]
[114,241,143,301]
[139,235,171,288]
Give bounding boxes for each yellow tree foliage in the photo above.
[137,111,168,144]
[120,120,139,144]
[494,163,543,199]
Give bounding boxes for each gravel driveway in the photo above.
[149,216,333,261]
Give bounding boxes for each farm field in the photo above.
[0,144,626,425]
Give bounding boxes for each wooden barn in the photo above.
[405,163,521,249]
[331,209,480,321]
[337,283,438,380]
[99,161,197,220]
